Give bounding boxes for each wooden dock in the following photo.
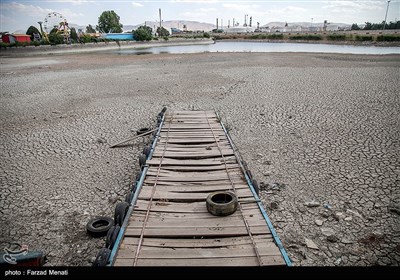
[109,111,290,266]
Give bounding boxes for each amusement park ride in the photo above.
[38,12,71,43]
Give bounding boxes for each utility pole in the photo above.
[221,19,223,30]
[383,0,391,30]
[216,18,218,30]
[233,18,235,27]
[159,8,162,31]
[228,19,230,28]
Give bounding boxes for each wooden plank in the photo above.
[130,213,264,223]
[158,136,221,140]
[116,244,280,259]
[146,157,237,166]
[153,143,231,149]
[114,255,285,266]
[120,235,274,248]
[145,168,242,177]
[157,138,223,144]
[131,209,262,220]
[153,145,231,152]
[138,186,252,197]
[143,175,243,183]
[168,110,216,114]
[129,217,265,228]
[150,164,239,172]
[160,128,225,132]
[124,225,270,237]
[137,192,252,202]
[157,132,226,137]
[140,183,249,192]
[133,200,260,213]
[151,151,235,158]
[142,179,246,186]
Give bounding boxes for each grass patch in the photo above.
[247,33,283,40]
[355,35,373,41]
[376,34,400,41]
[267,33,284,39]
[327,34,346,41]
[289,34,322,40]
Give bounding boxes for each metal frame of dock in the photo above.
[108,110,291,266]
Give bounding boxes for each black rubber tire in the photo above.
[137,127,150,135]
[206,191,238,216]
[143,146,151,157]
[106,225,121,249]
[131,182,138,192]
[114,202,130,226]
[242,161,249,173]
[246,170,253,181]
[105,226,115,248]
[252,179,260,196]
[139,154,146,167]
[92,248,111,266]
[125,191,134,203]
[86,216,113,237]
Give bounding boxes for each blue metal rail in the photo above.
[107,112,165,266]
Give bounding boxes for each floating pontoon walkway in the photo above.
[109,110,291,266]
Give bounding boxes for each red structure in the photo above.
[2,34,31,44]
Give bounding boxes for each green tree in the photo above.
[96,10,123,33]
[363,22,372,30]
[388,20,400,29]
[26,26,40,41]
[134,26,153,41]
[70,27,78,42]
[351,23,360,30]
[86,24,96,33]
[48,30,64,45]
[156,26,170,37]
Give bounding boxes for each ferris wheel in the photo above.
[43,12,69,34]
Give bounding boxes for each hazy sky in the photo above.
[1,0,399,32]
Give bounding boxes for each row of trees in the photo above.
[351,20,400,30]
[95,10,170,40]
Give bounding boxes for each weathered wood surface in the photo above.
[113,111,285,266]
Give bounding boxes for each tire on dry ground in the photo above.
[143,146,151,157]
[106,225,121,249]
[125,191,134,203]
[206,191,238,216]
[137,127,150,135]
[114,202,130,226]
[92,248,111,266]
[139,154,146,167]
[252,179,260,196]
[86,216,113,237]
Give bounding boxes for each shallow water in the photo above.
[112,41,400,55]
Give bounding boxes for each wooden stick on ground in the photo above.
[109,128,157,148]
